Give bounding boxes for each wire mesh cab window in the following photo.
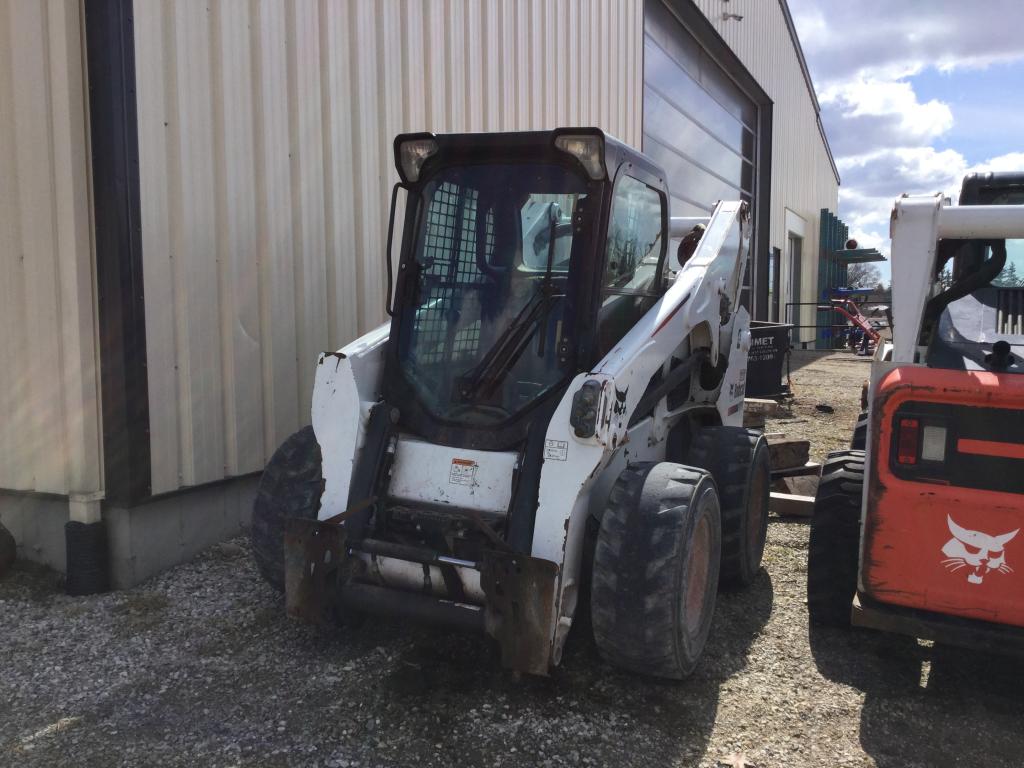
[400,163,589,424]
[415,181,491,364]
[597,175,667,357]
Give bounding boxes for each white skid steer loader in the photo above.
[252,129,770,679]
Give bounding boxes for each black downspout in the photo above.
[84,0,152,508]
[755,103,774,321]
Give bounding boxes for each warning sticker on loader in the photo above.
[544,440,568,461]
[449,458,478,486]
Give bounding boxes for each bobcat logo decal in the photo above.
[941,516,1019,585]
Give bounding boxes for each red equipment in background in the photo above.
[820,296,881,353]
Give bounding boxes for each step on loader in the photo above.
[809,173,1024,654]
[252,129,769,678]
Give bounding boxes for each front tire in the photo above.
[591,462,721,680]
[251,426,324,591]
[807,450,864,626]
[686,427,770,588]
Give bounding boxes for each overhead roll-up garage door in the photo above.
[643,1,758,222]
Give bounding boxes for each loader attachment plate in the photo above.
[480,550,560,676]
[284,517,347,625]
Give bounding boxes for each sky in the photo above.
[787,0,1024,285]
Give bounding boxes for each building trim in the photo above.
[83,0,152,506]
[777,0,840,184]
[755,101,774,319]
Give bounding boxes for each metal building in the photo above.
[0,0,837,586]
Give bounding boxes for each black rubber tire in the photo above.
[686,427,770,589]
[591,462,721,680]
[807,450,865,627]
[251,426,324,591]
[850,410,868,451]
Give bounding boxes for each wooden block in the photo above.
[782,474,820,498]
[768,440,811,470]
[770,491,815,518]
[771,461,822,479]
[744,398,780,417]
[743,413,766,429]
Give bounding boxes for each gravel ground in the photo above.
[3,350,1024,768]
[767,349,869,464]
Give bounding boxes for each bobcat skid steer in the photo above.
[252,128,769,678]
[808,173,1024,654]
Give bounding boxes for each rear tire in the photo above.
[251,426,324,591]
[807,450,865,627]
[850,410,868,451]
[591,462,721,680]
[686,427,770,588]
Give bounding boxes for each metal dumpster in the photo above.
[746,321,792,398]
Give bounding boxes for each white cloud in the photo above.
[839,147,966,198]
[820,79,953,156]
[836,148,1024,262]
[967,152,1024,175]
[789,1,1024,85]
[785,0,1024,280]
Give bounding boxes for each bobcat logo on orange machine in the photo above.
[941,516,1019,585]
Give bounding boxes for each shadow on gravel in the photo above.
[782,348,872,372]
[785,349,835,374]
[381,568,774,767]
[810,625,1024,768]
[0,560,61,602]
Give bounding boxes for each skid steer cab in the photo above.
[252,128,769,678]
[808,173,1024,655]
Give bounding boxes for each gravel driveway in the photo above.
[3,351,1023,768]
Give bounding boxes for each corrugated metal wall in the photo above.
[0,0,103,496]
[692,0,839,341]
[133,0,644,494]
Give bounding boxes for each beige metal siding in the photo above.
[134,0,644,494]
[0,0,102,496]
[691,0,839,341]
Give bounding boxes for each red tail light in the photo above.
[896,418,920,464]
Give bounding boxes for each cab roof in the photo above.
[393,128,666,189]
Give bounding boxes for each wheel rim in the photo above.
[683,508,713,636]
[747,458,768,563]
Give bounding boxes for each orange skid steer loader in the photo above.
[808,173,1024,652]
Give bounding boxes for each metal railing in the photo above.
[782,301,891,350]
